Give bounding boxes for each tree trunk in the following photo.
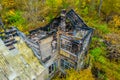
[98,0,103,17]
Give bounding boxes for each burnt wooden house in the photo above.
[0,9,93,80]
[28,9,94,77]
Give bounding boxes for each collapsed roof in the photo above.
[27,9,94,63]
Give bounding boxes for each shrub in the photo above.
[6,10,25,24]
[90,47,102,59]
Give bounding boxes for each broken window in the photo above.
[48,62,57,74]
[60,59,74,69]
[60,37,80,55]
[51,34,57,53]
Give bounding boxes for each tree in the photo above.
[66,69,94,80]
[102,0,120,22]
[98,0,103,17]
[53,69,94,80]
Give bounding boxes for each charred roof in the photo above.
[28,9,93,42]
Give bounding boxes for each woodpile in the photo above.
[106,45,120,63]
[104,33,120,63]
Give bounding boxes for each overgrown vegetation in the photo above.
[0,0,120,80]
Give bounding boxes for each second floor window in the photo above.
[60,38,81,55]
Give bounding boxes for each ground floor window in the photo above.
[60,59,74,69]
[48,62,57,74]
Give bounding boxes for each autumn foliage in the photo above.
[0,0,120,80]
